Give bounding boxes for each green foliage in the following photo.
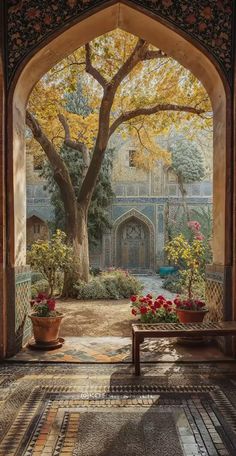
[75,278,108,300]
[162,272,184,294]
[31,272,44,284]
[169,136,205,184]
[89,266,102,276]
[27,230,73,296]
[45,146,114,246]
[42,82,115,246]
[31,279,49,298]
[74,270,142,300]
[165,231,206,300]
[130,294,179,323]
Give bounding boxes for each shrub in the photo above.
[74,269,142,300]
[31,272,44,284]
[75,278,108,300]
[162,272,184,294]
[27,230,73,296]
[89,266,102,276]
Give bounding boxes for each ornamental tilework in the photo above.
[205,279,224,322]
[6,0,234,84]
[15,269,32,347]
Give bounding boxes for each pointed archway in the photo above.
[2,2,232,357]
[113,209,155,271]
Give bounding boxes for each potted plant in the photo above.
[173,296,208,323]
[130,294,179,323]
[165,222,208,323]
[29,293,64,349]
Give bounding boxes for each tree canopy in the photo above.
[26,28,212,286]
[27,29,212,169]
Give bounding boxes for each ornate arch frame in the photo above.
[113,209,155,270]
[0,1,234,357]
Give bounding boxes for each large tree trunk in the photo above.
[62,204,89,296]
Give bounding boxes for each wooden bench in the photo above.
[132,321,236,375]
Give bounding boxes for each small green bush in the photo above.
[75,278,108,300]
[89,266,102,277]
[162,272,184,294]
[74,269,142,300]
[31,272,44,284]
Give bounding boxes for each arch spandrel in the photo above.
[6,0,233,86]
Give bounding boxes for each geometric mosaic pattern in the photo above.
[206,279,224,322]
[0,362,236,455]
[15,268,32,348]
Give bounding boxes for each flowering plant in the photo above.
[30,293,59,317]
[165,221,207,307]
[130,294,179,323]
[174,296,207,311]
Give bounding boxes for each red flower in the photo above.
[140,306,148,314]
[47,299,56,311]
[130,295,137,302]
[131,308,137,316]
[156,295,165,301]
[146,294,152,299]
[167,300,173,306]
[154,300,161,309]
[38,293,47,300]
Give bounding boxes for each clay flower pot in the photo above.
[29,314,64,348]
[176,308,208,324]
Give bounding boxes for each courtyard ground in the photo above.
[9,274,233,364]
[57,274,175,337]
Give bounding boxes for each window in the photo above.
[129,150,136,168]
[33,224,41,234]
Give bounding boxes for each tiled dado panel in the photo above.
[6,0,234,84]
[15,266,32,348]
[205,265,232,322]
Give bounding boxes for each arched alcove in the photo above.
[113,209,155,271]
[4,2,232,356]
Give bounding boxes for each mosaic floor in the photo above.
[0,362,236,455]
[8,337,234,364]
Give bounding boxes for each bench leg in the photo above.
[132,330,135,364]
[134,335,141,376]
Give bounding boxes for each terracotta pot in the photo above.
[29,314,64,344]
[176,308,208,324]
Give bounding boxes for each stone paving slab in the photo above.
[0,362,236,456]
[7,337,233,364]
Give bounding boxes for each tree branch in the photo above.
[26,110,75,190]
[58,113,90,170]
[110,38,148,93]
[85,43,107,88]
[109,104,205,137]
